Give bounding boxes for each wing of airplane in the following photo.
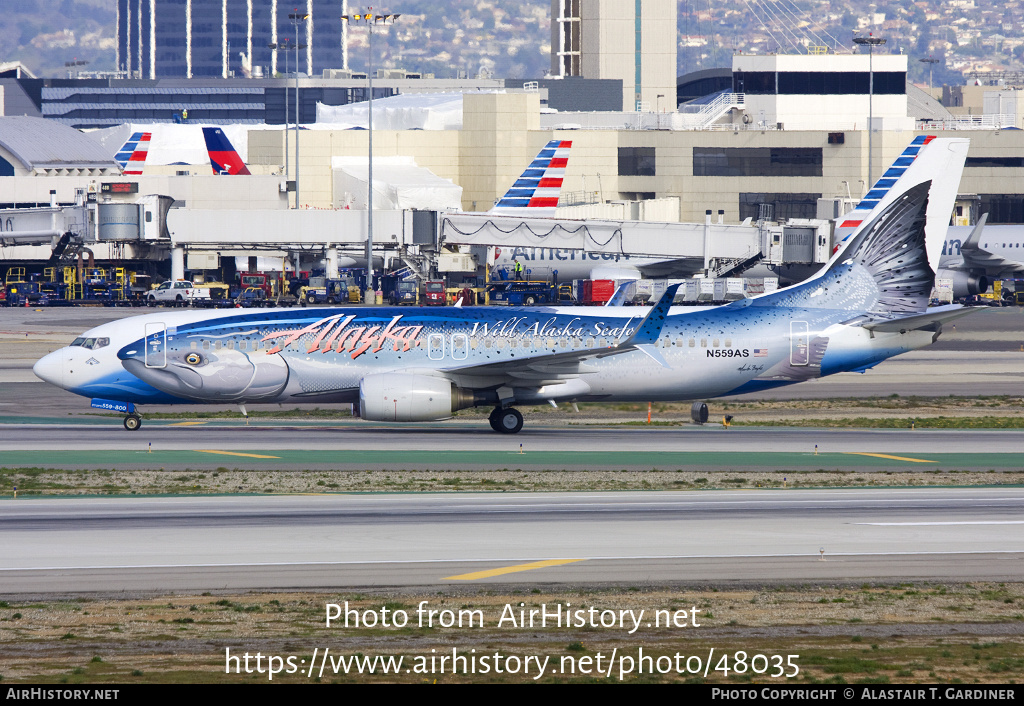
[115,131,152,175]
[202,127,251,175]
[443,284,681,394]
[487,140,571,217]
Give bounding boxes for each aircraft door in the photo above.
[428,332,445,361]
[790,321,809,366]
[451,333,469,360]
[144,322,166,368]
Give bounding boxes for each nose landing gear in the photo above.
[123,414,142,431]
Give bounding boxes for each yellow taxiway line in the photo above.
[196,450,281,459]
[845,452,937,463]
[444,559,585,581]
[170,421,209,426]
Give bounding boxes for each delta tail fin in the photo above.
[487,140,571,217]
[202,127,251,175]
[115,132,151,175]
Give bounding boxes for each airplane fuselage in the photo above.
[35,295,935,415]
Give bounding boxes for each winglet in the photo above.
[605,281,632,307]
[623,283,680,347]
[962,212,989,252]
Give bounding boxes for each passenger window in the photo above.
[203,341,210,350]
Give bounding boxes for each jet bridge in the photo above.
[439,212,831,275]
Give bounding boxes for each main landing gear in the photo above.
[123,414,142,431]
[489,406,523,434]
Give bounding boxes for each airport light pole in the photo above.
[289,11,309,209]
[342,9,401,303]
[268,40,291,184]
[853,33,886,189]
[919,56,939,97]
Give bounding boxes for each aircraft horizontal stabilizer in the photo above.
[861,305,976,334]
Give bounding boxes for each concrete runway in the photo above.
[1,488,1021,592]
[0,423,1021,471]
[1,306,1022,592]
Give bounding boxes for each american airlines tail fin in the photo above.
[754,137,969,322]
[202,127,251,175]
[115,132,151,175]
[487,140,572,217]
[832,135,965,272]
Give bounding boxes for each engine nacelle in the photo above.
[359,373,476,422]
[936,268,989,298]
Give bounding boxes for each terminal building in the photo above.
[2,4,1024,288]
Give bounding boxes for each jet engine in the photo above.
[359,373,478,422]
[936,269,989,298]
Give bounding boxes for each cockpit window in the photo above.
[69,337,110,350]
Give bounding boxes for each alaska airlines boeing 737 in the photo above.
[34,137,972,433]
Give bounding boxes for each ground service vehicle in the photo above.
[236,287,271,308]
[380,275,420,305]
[424,280,447,305]
[147,281,212,306]
[487,281,559,306]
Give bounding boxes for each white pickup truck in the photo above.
[146,280,211,306]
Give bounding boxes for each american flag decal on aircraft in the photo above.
[488,140,572,217]
[116,132,151,175]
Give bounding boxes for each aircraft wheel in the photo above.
[123,415,142,431]
[488,407,503,432]
[495,407,523,434]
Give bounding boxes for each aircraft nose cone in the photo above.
[33,349,64,388]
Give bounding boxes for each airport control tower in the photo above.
[550,0,677,112]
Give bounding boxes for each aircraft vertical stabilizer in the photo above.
[202,127,251,175]
[116,132,151,175]
[487,140,571,217]
[756,137,969,322]
[832,135,967,272]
